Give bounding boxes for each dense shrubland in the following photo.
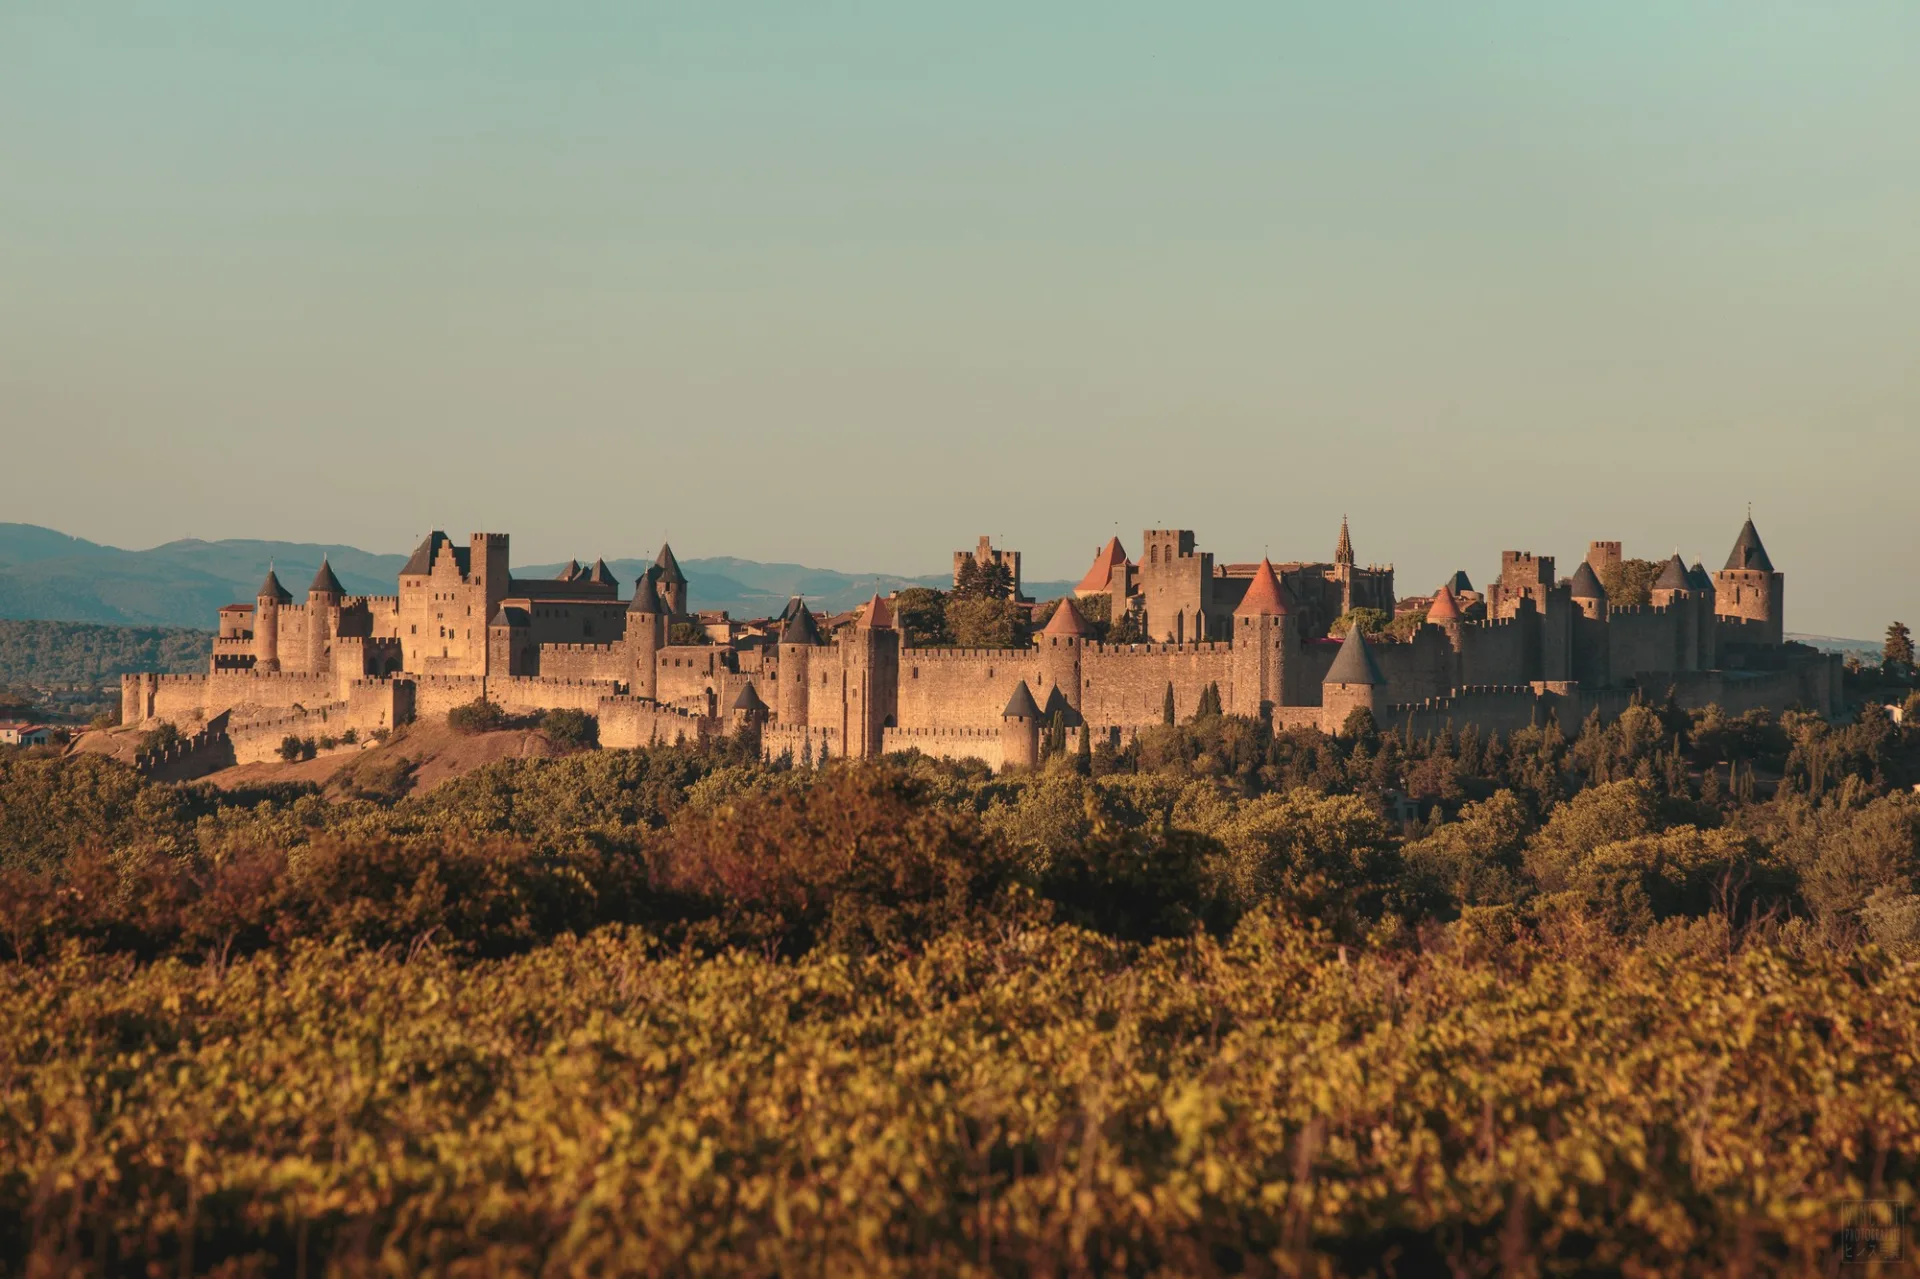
[3,694,1920,1274]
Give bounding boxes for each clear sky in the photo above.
[3,3,1914,638]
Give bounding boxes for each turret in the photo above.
[1567,561,1611,686]
[1649,554,1691,609]
[306,557,344,674]
[1714,518,1783,646]
[1321,626,1386,736]
[1230,558,1292,716]
[653,543,688,617]
[775,599,823,728]
[627,572,666,700]
[1569,560,1609,621]
[1038,597,1090,714]
[488,606,532,676]
[1426,584,1465,651]
[253,566,291,672]
[729,682,769,740]
[1000,681,1041,772]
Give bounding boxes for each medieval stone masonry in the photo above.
[123,517,1840,768]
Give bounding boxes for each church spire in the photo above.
[1334,515,1354,567]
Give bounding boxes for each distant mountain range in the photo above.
[0,524,1077,629]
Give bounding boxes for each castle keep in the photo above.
[123,517,1839,769]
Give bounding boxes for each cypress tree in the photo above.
[1162,682,1176,725]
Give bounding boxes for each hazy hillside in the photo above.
[0,525,402,627]
[0,524,1079,628]
[0,619,212,688]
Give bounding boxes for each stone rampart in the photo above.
[597,695,715,750]
[762,722,845,764]
[1079,644,1234,728]
[880,725,1006,769]
[1608,604,1688,682]
[412,674,487,722]
[896,647,1053,731]
[539,642,628,681]
[490,676,623,716]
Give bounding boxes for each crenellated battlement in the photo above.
[899,645,1031,661]
[1085,640,1232,656]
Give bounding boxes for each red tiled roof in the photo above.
[1427,586,1461,622]
[1233,559,1289,617]
[1042,597,1091,637]
[1074,537,1129,593]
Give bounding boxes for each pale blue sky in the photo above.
[2,3,1914,636]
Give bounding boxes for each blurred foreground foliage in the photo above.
[3,693,1920,1273]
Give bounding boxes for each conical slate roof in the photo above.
[257,567,293,604]
[309,557,344,597]
[1427,586,1462,622]
[1040,683,1083,726]
[1002,681,1041,719]
[1569,560,1608,600]
[628,571,664,615]
[1724,519,1773,573]
[1335,516,1354,565]
[1325,626,1386,687]
[858,594,893,629]
[1234,559,1290,617]
[731,683,767,713]
[1653,554,1692,592]
[1688,562,1715,592]
[780,601,824,645]
[588,558,619,587]
[559,559,583,581]
[1043,597,1091,637]
[1446,570,1474,595]
[653,543,686,585]
[1074,537,1129,593]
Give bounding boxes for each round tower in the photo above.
[1425,584,1466,652]
[1320,626,1386,736]
[1569,560,1610,621]
[1038,597,1090,713]
[1229,558,1291,717]
[306,556,344,674]
[775,599,822,728]
[1712,517,1783,646]
[1567,562,1611,686]
[1000,681,1041,772]
[729,682,769,746]
[254,566,290,673]
[627,572,666,700]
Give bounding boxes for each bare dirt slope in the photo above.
[200,723,568,796]
[68,725,148,766]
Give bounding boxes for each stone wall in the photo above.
[1456,616,1532,687]
[535,642,628,682]
[491,676,623,716]
[411,674,487,722]
[1079,642,1234,728]
[880,725,1006,769]
[597,696,715,750]
[1608,605,1689,682]
[895,647,1052,730]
